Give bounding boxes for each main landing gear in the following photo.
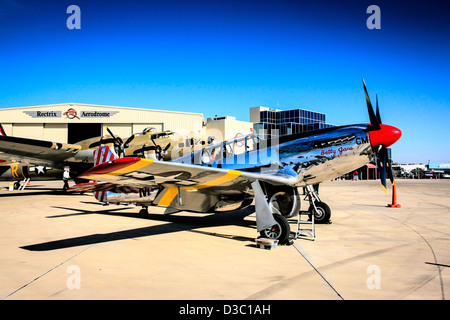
[251,181,292,245]
[256,183,332,244]
[265,183,331,225]
[259,212,291,244]
[304,184,331,224]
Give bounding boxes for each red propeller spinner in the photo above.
[368,124,402,150]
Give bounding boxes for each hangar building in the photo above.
[0,103,205,143]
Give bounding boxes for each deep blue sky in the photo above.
[0,0,449,164]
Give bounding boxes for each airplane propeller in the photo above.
[123,134,135,148]
[362,79,402,193]
[133,142,171,160]
[103,126,135,158]
[155,142,171,160]
[374,94,395,192]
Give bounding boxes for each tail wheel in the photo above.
[259,214,290,244]
[138,208,149,218]
[267,187,300,218]
[308,202,331,224]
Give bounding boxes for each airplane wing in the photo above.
[0,135,82,167]
[70,157,299,209]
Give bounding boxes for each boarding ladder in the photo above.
[295,210,315,240]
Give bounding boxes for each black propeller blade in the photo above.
[376,93,382,124]
[377,145,387,193]
[105,126,119,144]
[105,126,125,158]
[386,156,394,185]
[133,144,165,160]
[124,134,135,148]
[363,79,381,130]
[379,145,395,193]
[163,142,171,152]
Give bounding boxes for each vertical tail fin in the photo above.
[93,145,116,202]
[0,124,7,136]
[93,145,116,166]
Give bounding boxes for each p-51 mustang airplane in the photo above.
[0,124,209,188]
[70,80,402,244]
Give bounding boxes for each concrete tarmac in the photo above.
[0,179,448,300]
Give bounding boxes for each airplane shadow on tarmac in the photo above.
[0,187,93,197]
[20,205,257,251]
[0,189,65,197]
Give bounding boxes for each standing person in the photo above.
[63,168,70,192]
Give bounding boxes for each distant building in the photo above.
[427,162,450,178]
[205,116,254,143]
[250,106,335,138]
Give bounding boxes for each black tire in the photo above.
[138,208,149,218]
[308,202,331,224]
[259,214,291,244]
[267,187,300,218]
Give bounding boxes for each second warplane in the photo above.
[0,124,209,188]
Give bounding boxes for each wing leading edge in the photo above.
[0,135,81,166]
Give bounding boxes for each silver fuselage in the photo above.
[174,124,374,187]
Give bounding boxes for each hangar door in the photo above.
[12,124,44,140]
[44,123,67,143]
[68,123,101,144]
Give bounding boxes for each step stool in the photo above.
[295,211,315,240]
